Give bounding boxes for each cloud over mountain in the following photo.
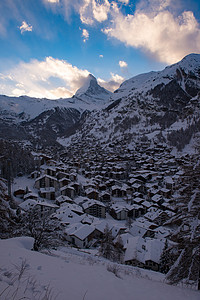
[0,57,90,99]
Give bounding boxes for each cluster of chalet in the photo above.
[13,144,187,272]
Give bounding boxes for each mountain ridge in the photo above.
[63,53,200,155]
[0,53,200,152]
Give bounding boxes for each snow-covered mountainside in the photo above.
[1,54,200,152]
[64,53,200,154]
[0,74,111,124]
[0,74,111,147]
[0,237,199,300]
[74,73,111,103]
[112,53,200,101]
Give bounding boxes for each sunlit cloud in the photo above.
[0,57,90,99]
[103,0,200,64]
[46,0,59,3]
[19,21,33,34]
[79,0,110,25]
[82,28,89,42]
[98,72,124,92]
[118,0,129,4]
[119,60,127,68]
[99,54,103,58]
[0,57,124,97]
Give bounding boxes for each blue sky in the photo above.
[0,0,200,99]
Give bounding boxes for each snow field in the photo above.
[0,237,199,300]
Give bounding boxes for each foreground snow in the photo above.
[0,237,199,300]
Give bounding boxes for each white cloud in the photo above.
[119,60,127,68]
[0,57,90,99]
[118,0,129,4]
[46,0,59,3]
[103,0,200,64]
[99,54,103,58]
[82,28,89,42]
[79,0,110,25]
[98,72,124,92]
[19,21,33,34]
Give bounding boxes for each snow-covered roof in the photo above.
[133,197,143,204]
[111,185,122,191]
[24,192,38,200]
[144,209,168,222]
[85,187,99,194]
[110,203,128,213]
[35,174,57,182]
[67,224,95,241]
[36,202,59,209]
[40,187,55,193]
[53,208,83,225]
[61,202,83,214]
[82,199,105,210]
[19,199,38,211]
[151,194,162,202]
[124,236,165,264]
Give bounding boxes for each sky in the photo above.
[0,0,200,99]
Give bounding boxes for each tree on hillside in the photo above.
[99,225,124,263]
[114,235,124,263]
[159,240,176,274]
[18,206,63,251]
[99,224,116,261]
[166,157,200,289]
[0,177,16,238]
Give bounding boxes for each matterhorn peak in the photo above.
[74,73,111,103]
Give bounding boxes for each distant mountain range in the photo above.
[0,73,111,147]
[0,53,200,153]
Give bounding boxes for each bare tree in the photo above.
[18,206,63,251]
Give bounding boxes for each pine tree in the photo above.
[166,155,200,289]
[0,177,16,238]
[159,240,176,274]
[99,224,116,261]
[113,235,124,263]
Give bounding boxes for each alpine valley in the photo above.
[1,54,200,298]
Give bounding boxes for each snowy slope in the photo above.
[0,74,111,124]
[111,53,200,101]
[63,53,200,153]
[74,73,112,104]
[0,237,199,300]
[0,74,112,146]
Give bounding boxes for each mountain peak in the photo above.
[75,74,98,97]
[111,53,200,101]
[74,74,111,102]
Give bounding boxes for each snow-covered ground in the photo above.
[0,237,199,300]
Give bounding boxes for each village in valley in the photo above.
[11,138,190,273]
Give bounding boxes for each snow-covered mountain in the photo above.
[0,74,111,147]
[64,53,200,154]
[74,73,111,103]
[0,74,111,124]
[1,54,200,152]
[112,53,200,102]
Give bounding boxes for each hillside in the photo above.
[63,53,200,154]
[0,74,111,148]
[0,237,199,300]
